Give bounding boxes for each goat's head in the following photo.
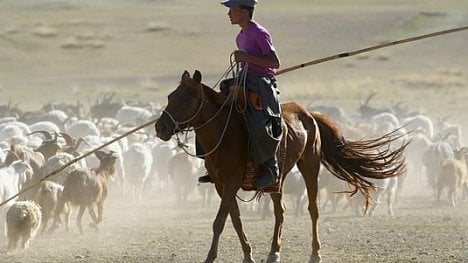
[95,150,118,180]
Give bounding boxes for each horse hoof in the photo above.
[309,254,322,263]
[266,252,280,263]
[242,257,256,263]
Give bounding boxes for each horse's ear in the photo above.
[181,70,190,81]
[193,70,202,83]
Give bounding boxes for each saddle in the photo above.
[240,120,287,193]
[227,85,262,111]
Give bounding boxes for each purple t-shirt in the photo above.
[236,21,276,78]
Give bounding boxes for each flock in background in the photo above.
[0,91,466,250]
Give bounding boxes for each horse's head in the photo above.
[155,70,203,141]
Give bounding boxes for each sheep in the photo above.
[123,142,153,201]
[5,201,42,250]
[35,180,68,234]
[437,147,468,207]
[52,150,117,234]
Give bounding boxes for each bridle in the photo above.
[162,57,249,158]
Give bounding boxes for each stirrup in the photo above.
[198,174,213,184]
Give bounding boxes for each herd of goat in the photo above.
[0,92,466,250]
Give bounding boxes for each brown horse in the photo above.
[155,70,406,263]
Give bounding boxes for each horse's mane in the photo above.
[201,83,230,108]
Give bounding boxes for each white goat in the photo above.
[0,124,25,143]
[41,152,85,185]
[0,160,33,208]
[319,168,349,214]
[148,140,176,192]
[371,112,400,133]
[435,117,463,148]
[5,201,42,250]
[402,114,434,139]
[115,105,153,127]
[422,141,454,197]
[29,121,61,134]
[123,142,153,200]
[350,177,400,216]
[405,131,431,181]
[168,151,199,204]
[65,119,100,138]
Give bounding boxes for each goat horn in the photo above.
[28,130,52,140]
[59,132,76,147]
[75,137,89,148]
[364,92,377,105]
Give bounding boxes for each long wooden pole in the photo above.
[276,26,468,76]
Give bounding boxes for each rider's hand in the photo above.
[233,50,248,63]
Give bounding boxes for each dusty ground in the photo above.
[0,0,467,262]
[0,178,467,263]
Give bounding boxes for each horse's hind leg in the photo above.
[297,157,322,263]
[266,192,286,263]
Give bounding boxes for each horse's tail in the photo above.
[312,112,407,203]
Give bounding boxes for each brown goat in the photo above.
[438,147,468,207]
[51,150,117,234]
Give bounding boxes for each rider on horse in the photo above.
[198,0,282,190]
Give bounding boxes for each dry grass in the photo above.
[0,0,466,111]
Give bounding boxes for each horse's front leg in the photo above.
[205,185,238,263]
[266,192,285,263]
[230,199,255,263]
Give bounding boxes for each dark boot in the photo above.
[254,157,279,190]
[198,173,213,183]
